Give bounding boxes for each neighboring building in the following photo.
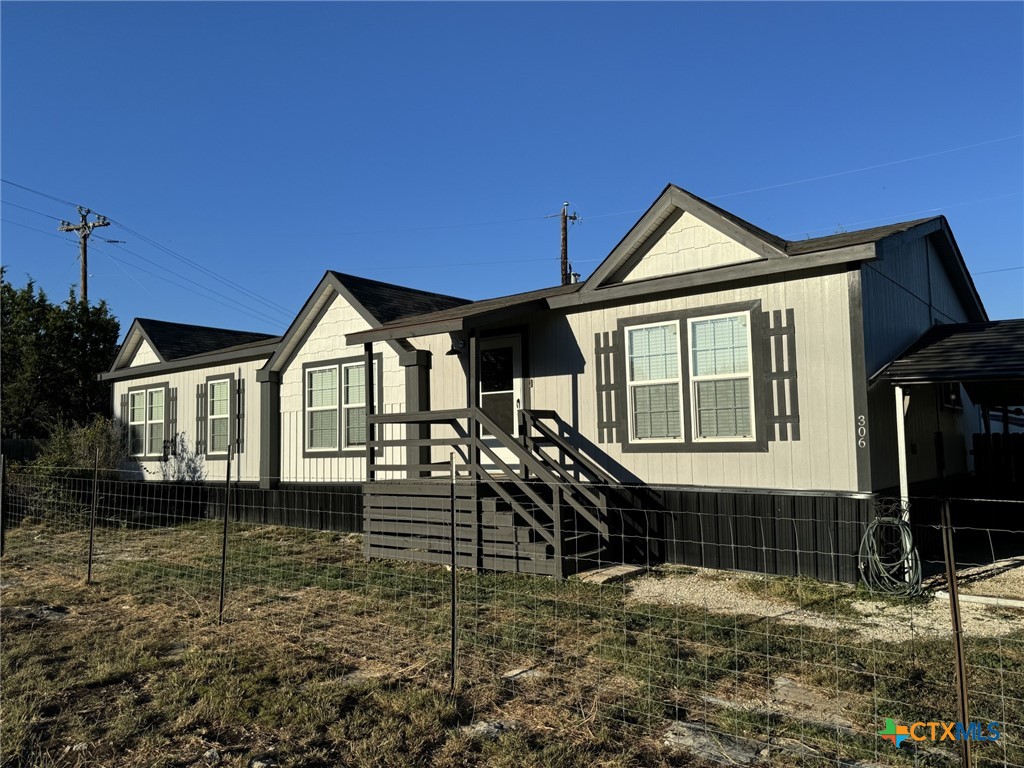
[101,184,1020,581]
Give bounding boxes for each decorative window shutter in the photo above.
[120,392,130,452]
[761,309,801,441]
[195,383,207,455]
[235,377,245,454]
[167,388,178,454]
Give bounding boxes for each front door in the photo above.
[479,335,523,472]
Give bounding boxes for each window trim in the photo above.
[305,363,340,454]
[623,319,684,444]
[615,300,768,454]
[126,382,169,458]
[301,353,383,459]
[687,311,757,444]
[203,373,237,460]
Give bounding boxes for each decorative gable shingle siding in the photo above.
[528,267,856,492]
[614,210,763,282]
[130,339,161,367]
[277,291,406,483]
[111,358,264,482]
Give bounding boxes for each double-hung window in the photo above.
[341,362,367,448]
[129,387,165,457]
[688,312,754,441]
[625,321,683,441]
[306,365,339,451]
[207,379,231,455]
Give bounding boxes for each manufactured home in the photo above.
[100,184,1022,581]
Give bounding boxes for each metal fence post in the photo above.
[941,498,972,768]
[0,454,6,558]
[450,452,457,691]
[87,447,99,584]
[218,445,233,625]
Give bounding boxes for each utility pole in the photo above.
[59,207,109,304]
[560,202,579,286]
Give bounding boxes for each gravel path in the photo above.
[627,567,1024,642]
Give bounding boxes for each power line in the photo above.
[2,179,293,319]
[103,241,286,326]
[710,133,1024,201]
[1,178,83,208]
[2,217,78,242]
[2,200,64,221]
[105,218,294,318]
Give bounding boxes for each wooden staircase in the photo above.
[362,407,618,577]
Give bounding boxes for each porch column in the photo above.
[256,368,280,490]
[894,385,909,519]
[365,342,375,482]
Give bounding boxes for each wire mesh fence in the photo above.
[1,461,1022,767]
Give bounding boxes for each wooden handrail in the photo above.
[520,410,619,487]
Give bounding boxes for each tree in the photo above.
[1,269,120,439]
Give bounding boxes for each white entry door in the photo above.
[479,335,523,472]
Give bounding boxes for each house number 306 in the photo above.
[856,414,867,448]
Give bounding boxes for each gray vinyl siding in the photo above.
[527,267,858,492]
[278,291,406,482]
[861,234,979,492]
[112,358,265,482]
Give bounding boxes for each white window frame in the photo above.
[128,386,166,457]
[341,361,368,449]
[207,378,232,456]
[687,310,756,443]
[305,364,339,452]
[624,319,684,444]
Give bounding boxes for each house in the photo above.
[101,184,1020,581]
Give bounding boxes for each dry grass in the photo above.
[2,520,1023,768]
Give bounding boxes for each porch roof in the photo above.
[871,319,1024,405]
[346,282,582,343]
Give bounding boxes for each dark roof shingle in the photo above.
[872,320,1024,384]
[137,318,279,361]
[329,272,471,324]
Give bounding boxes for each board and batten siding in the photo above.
[111,358,266,483]
[278,291,406,483]
[130,339,161,367]
[529,267,859,492]
[861,235,979,492]
[617,211,762,282]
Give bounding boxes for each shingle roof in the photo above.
[785,217,940,255]
[136,318,280,361]
[872,320,1024,384]
[330,272,471,324]
[349,282,582,341]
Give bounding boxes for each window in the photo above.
[625,321,683,441]
[128,386,165,457]
[306,365,339,451]
[342,362,367,448]
[688,312,754,440]
[208,379,231,454]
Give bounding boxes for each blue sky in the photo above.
[3,2,1022,339]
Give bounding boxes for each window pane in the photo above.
[343,365,365,406]
[481,348,514,393]
[209,380,229,417]
[130,425,145,455]
[695,379,751,438]
[345,406,366,447]
[148,422,165,455]
[628,324,678,383]
[308,368,337,408]
[308,408,337,449]
[631,383,681,439]
[691,315,749,376]
[129,392,145,423]
[147,389,164,421]
[210,418,229,453]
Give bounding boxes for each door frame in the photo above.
[478,333,525,438]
